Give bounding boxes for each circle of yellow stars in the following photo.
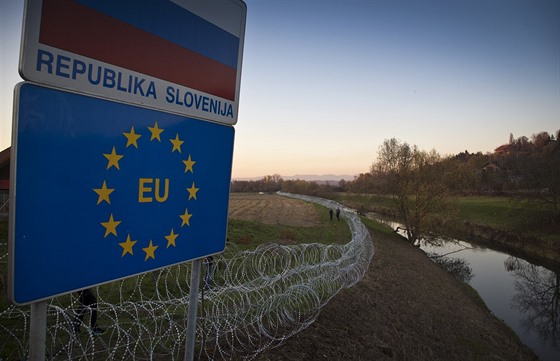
[92,121,199,261]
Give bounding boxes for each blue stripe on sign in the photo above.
[74,0,239,69]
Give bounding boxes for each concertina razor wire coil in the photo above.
[0,192,374,360]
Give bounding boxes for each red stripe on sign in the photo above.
[39,0,236,101]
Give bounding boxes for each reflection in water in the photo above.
[371,213,475,282]
[430,255,473,282]
[505,257,560,350]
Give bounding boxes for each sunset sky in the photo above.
[1,0,559,179]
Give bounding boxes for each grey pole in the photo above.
[29,300,48,361]
[184,258,202,361]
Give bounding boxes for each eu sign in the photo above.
[9,83,234,305]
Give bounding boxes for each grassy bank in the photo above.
[329,192,559,242]
[327,192,560,265]
[454,196,558,240]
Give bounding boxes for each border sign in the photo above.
[9,83,235,305]
[19,0,247,125]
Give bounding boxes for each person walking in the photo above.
[74,288,104,335]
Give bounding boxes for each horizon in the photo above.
[231,129,559,179]
[232,173,358,181]
[0,126,556,180]
[1,0,559,179]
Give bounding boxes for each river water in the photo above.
[367,214,560,361]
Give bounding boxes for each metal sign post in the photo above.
[184,259,202,361]
[29,300,48,361]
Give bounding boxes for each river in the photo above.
[367,214,560,361]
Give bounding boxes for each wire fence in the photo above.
[0,193,374,360]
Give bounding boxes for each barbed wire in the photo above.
[0,193,374,360]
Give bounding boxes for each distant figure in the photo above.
[74,288,104,335]
[336,207,340,221]
[357,205,365,216]
[204,256,215,290]
[329,209,334,221]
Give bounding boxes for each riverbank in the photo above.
[332,193,560,267]
[257,221,538,360]
[442,219,560,269]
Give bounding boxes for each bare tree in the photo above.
[260,174,284,193]
[506,257,560,349]
[371,138,451,244]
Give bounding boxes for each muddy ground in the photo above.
[229,194,538,361]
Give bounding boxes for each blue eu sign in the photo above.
[9,83,234,305]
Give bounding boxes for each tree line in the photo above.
[231,130,559,243]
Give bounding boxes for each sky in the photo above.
[1,0,559,179]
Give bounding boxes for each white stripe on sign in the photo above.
[170,0,245,36]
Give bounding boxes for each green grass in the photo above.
[359,216,396,236]
[454,196,559,240]
[328,192,394,211]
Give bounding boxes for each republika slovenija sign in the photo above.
[19,0,247,125]
[11,0,245,306]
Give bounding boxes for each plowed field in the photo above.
[228,193,320,227]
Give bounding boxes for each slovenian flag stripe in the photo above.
[74,0,240,69]
[39,0,238,101]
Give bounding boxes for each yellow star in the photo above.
[169,133,184,153]
[165,228,179,248]
[148,121,164,142]
[142,240,158,261]
[101,213,121,238]
[187,182,199,200]
[103,147,123,170]
[123,126,142,148]
[119,234,137,257]
[183,154,196,173]
[180,208,192,227]
[93,180,114,205]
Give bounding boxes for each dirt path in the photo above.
[229,194,538,361]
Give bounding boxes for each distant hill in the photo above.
[287,174,356,182]
[233,174,357,182]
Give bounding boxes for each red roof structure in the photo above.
[0,147,10,191]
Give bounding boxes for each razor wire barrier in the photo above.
[0,193,374,360]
